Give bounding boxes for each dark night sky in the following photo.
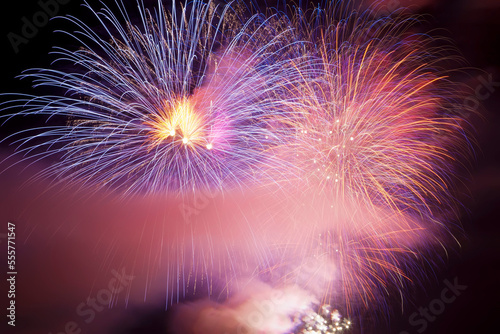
[1,1,499,333]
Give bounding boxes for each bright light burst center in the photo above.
[147,97,209,149]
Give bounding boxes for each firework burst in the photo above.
[281,2,472,218]
[1,0,305,195]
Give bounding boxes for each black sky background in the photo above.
[0,1,499,333]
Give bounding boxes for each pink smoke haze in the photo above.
[0,151,447,333]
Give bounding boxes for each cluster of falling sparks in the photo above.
[294,305,352,333]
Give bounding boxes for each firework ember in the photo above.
[0,0,475,333]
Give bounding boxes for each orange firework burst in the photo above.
[282,4,473,221]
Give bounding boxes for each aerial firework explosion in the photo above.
[0,0,476,333]
[1,0,306,194]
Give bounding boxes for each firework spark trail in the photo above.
[0,0,475,332]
